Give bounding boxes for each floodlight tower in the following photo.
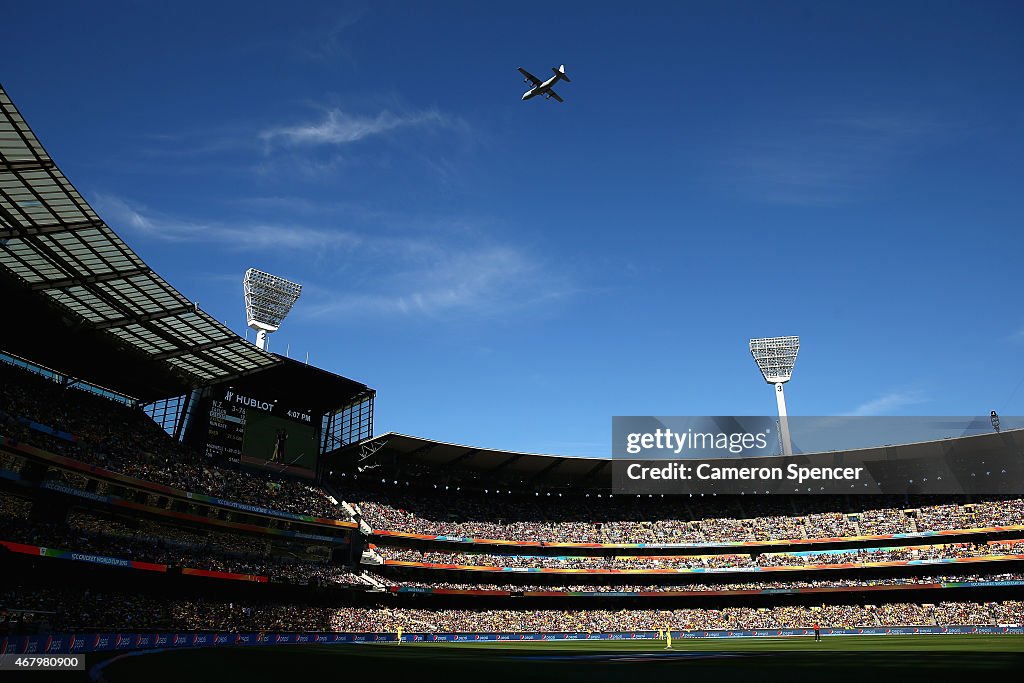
[243,268,302,351]
[749,336,800,456]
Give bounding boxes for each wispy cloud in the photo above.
[95,195,361,251]
[113,102,472,184]
[259,108,459,147]
[96,194,575,320]
[844,390,929,417]
[300,244,574,318]
[725,112,945,205]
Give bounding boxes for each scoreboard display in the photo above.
[202,386,319,479]
[205,396,245,461]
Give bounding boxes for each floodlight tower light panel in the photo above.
[749,335,800,457]
[243,269,302,351]
[749,336,800,384]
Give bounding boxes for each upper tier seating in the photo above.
[0,362,347,520]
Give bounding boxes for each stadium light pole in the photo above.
[749,336,800,456]
[243,268,302,351]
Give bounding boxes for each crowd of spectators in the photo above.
[3,588,1021,634]
[0,494,360,586]
[68,512,265,556]
[0,491,31,519]
[0,589,335,633]
[0,362,347,520]
[375,540,1024,570]
[386,572,1024,592]
[8,359,1024,641]
[350,484,1024,545]
[329,602,1024,632]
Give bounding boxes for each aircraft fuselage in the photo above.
[523,74,564,100]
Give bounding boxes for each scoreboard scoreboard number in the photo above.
[205,398,246,461]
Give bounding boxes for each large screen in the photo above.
[203,387,319,479]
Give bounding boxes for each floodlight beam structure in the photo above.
[750,336,800,457]
[243,268,302,351]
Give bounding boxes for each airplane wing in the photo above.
[518,67,542,86]
[546,89,564,103]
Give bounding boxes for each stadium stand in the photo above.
[345,484,1024,545]
[373,541,1024,569]
[2,588,1022,633]
[0,493,359,585]
[379,574,1024,592]
[0,361,350,521]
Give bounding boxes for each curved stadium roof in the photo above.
[332,429,1024,495]
[0,84,279,401]
[332,432,612,486]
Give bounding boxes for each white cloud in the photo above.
[95,195,361,251]
[844,390,928,417]
[96,194,574,320]
[300,243,572,318]
[259,108,455,147]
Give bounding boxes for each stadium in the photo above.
[1,83,1023,680]
[3,5,1024,680]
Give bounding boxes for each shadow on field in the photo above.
[86,639,1024,683]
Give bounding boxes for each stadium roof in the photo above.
[332,429,1024,495]
[329,433,612,486]
[0,84,281,401]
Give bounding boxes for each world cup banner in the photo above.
[611,416,1024,495]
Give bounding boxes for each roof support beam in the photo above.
[32,266,151,291]
[91,303,197,331]
[152,338,236,362]
[406,444,437,460]
[531,458,566,480]
[446,448,481,466]
[578,460,610,485]
[491,453,524,472]
[0,158,55,172]
[0,217,106,239]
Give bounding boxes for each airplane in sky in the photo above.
[519,65,571,102]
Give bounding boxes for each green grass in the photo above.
[401,633,1024,651]
[90,635,1024,683]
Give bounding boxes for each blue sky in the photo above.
[4,1,1023,456]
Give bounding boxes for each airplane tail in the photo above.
[553,65,570,82]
